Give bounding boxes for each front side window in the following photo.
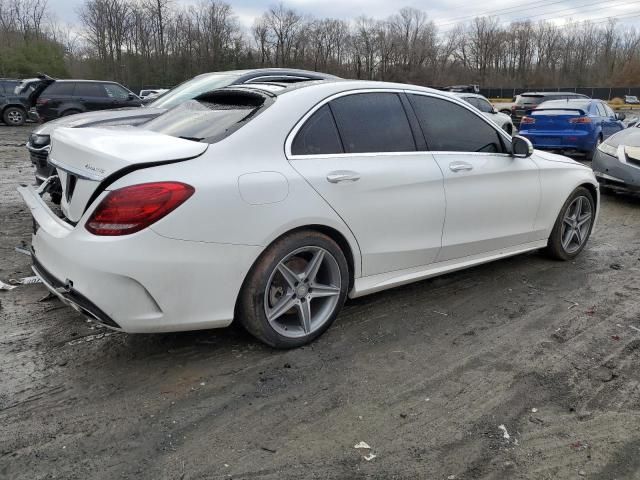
[291,104,343,155]
[104,83,130,99]
[474,97,494,113]
[595,103,606,117]
[329,93,416,154]
[410,94,505,153]
[604,105,616,118]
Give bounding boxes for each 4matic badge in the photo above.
[84,163,106,175]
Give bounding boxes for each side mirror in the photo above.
[128,93,138,100]
[616,112,626,121]
[512,135,533,158]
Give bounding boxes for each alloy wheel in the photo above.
[264,246,342,338]
[7,110,23,125]
[560,196,593,254]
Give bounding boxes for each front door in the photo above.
[408,92,541,262]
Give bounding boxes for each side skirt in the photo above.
[350,240,548,299]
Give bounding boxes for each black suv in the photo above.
[16,75,142,122]
[1,79,32,126]
[511,92,590,127]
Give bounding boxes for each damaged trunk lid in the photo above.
[49,127,208,223]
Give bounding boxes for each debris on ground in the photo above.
[585,306,597,316]
[15,246,31,256]
[0,280,17,291]
[67,332,117,346]
[611,335,621,341]
[9,276,42,285]
[531,408,538,413]
[630,325,640,334]
[610,263,623,270]
[498,424,511,440]
[354,441,370,449]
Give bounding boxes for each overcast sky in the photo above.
[45,0,640,31]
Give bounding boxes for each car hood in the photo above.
[32,108,166,135]
[602,126,640,148]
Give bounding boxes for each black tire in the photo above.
[237,230,349,348]
[3,106,26,126]
[586,135,602,161]
[546,187,595,261]
[500,109,512,115]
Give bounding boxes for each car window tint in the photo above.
[329,93,416,153]
[43,82,75,96]
[75,83,107,97]
[410,94,504,153]
[104,83,130,99]
[595,103,606,117]
[604,105,615,117]
[291,104,343,155]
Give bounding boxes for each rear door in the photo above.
[288,91,446,276]
[603,103,624,138]
[408,92,541,261]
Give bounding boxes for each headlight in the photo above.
[597,142,618,157]
[29,134,50,146]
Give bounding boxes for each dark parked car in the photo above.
[16,75,142,122]
[511,92,590,127]
[0,78,32,126]
[592,124,640,192]
[26,68,338,203]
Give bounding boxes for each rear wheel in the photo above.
[546,187,595,260]
[3,106,26,126]
[237,231,349,348]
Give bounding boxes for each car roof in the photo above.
[191,68,339,82]
[55,79,121,84]
[452,92,488,100]
[522,91,587,96]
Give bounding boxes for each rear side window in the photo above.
[43,83,75,96]
[75,83,107,97]
[410,94,505,153]
[604,104,615,117]
[595,103,606,117]
[291,105,343,155]
[329,93,416,153]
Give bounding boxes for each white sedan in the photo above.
[19,80,599,348]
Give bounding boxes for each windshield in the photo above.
[148,73,240,109]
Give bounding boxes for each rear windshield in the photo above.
[141,91,270,144]
[516,95,544,106]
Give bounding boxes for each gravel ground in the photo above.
[1,124,640,480]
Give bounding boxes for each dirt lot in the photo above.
[1,124,640,480]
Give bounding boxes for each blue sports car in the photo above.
[518,99,626,159]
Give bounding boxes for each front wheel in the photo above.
[237,231,349,348]
[546,187,595,260]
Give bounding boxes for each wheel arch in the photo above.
[2,103,27,114]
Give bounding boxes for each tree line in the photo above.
[1,0,640,91]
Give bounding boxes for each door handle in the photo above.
[449,161,474,172]
[326,171,361,183]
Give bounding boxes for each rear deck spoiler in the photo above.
[528,108,587,115]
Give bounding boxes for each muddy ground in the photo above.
[1,124,639,480]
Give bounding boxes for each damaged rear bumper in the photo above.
[17,183,262,333]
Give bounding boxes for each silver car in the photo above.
[592,124,640,192]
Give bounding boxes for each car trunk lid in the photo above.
[526,108,589,131]
[49,126,208,223]
[15,73,56,107]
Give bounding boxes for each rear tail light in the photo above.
[85,182,194,236]
[520,116,535,125]
[569,116,592,124]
